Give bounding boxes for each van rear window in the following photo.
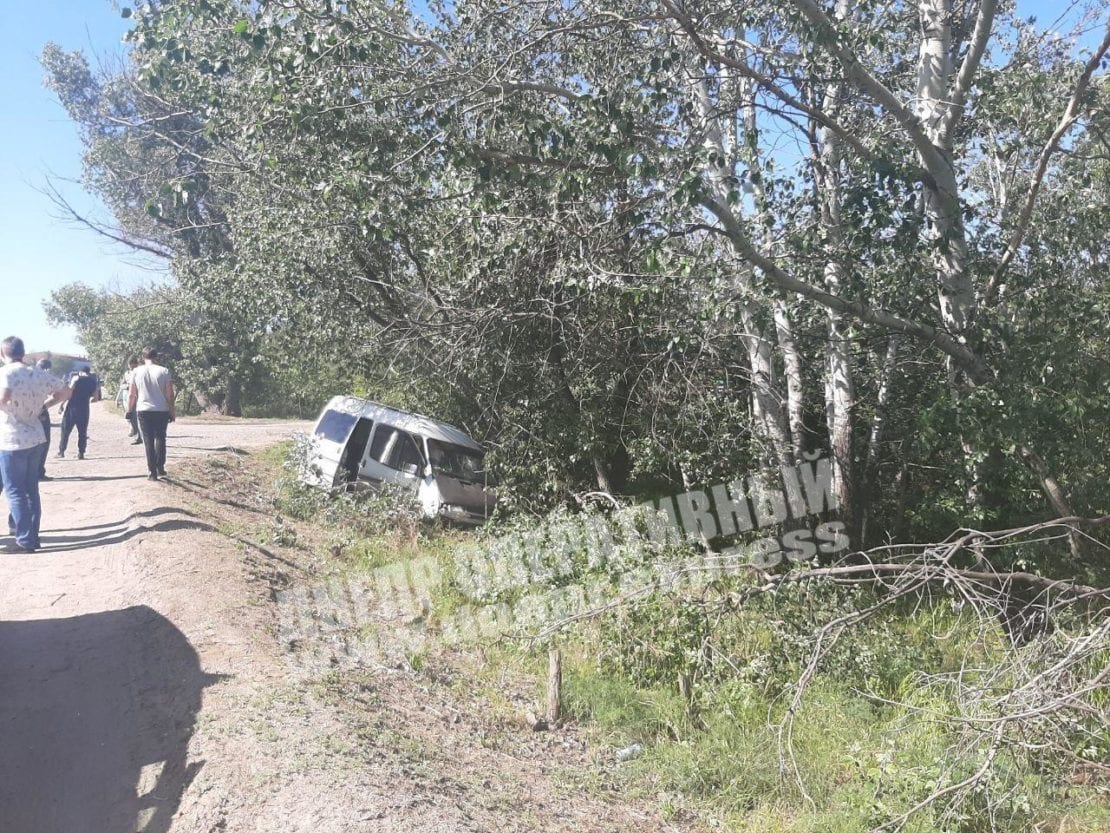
[315,410,358,443]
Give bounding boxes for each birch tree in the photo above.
[43,0,1110,538]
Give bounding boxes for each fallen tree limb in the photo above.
[508,515,1108,832]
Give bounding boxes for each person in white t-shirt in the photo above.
[0,336,72,552]
[127,347,176,481]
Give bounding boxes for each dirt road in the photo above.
[0,406,310,832]
[0,405,677,833]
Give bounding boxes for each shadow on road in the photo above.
[48,474,150,482]
[37,518,215,552]
[34,506,304,573]
[172,477,272,517]
[0,606,224,833]
[41,506,197,533]
[171,445,248,455]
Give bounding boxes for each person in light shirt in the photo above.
[0,336,72,553]
[118,355,141,443]
[128,347,176,482]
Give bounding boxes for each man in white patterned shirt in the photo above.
[0,337,72,552]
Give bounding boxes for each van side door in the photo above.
[311,409,360,487]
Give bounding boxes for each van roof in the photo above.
[325,396,483,452]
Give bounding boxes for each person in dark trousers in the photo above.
[35,359,53,480]
[118,356,141,443]
[128,348,175,481]
[56,364,101,459]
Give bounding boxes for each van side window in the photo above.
[392,432,423,471]
[368,425,423,472]
[368,426,395,464]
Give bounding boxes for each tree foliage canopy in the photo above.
[43,0,1110,541]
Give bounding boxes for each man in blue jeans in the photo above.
[0,337,72,553]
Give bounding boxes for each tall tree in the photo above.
[43,0,1110,539]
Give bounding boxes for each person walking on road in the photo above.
[118,356,141,443]
[56,364,101,459]
[0,336,72,553]
[34,359,53,480]
[128,347,175,481]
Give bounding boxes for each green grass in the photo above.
[255,439,294,467]
[520,617,1105,833]
[561,658,881,818]
[244,440,1109,833]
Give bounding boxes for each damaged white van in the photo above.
[303,396,496,525]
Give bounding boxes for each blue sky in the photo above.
[0,0,160,358]
[0,1,1100,360]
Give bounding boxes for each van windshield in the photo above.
[427,440,487,483]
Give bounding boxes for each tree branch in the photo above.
[661,0,877,163]
[788,0,952,178]
[983,20,1110,306]
[941,0,999,138]
[41,180,173,260]
[526,516,1110,641]
[698,192,993,383]
[477,81,582,101]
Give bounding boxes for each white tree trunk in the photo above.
[774,300,806,462]
[860,335,900,544]
[816,0,856,532]
[866,335,900,475]
[916,0,974,336]
[687,56,794,469]
[744,307,794,469]
[824,302,855,532]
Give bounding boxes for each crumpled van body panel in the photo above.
[304,396,496,525]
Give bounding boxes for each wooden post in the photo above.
[678,672,692,706]
[546,646,562,725]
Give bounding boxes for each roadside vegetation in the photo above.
[196,441,1108,833]
[40,1,1110,830]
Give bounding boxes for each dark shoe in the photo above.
[148,473,160,481]
[77,453,85,460]
[2,542,37,554]
[157,468,168,477]
[131,438,143,445]
[127,430,138,437]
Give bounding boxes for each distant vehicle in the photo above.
[303,396,497,526]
